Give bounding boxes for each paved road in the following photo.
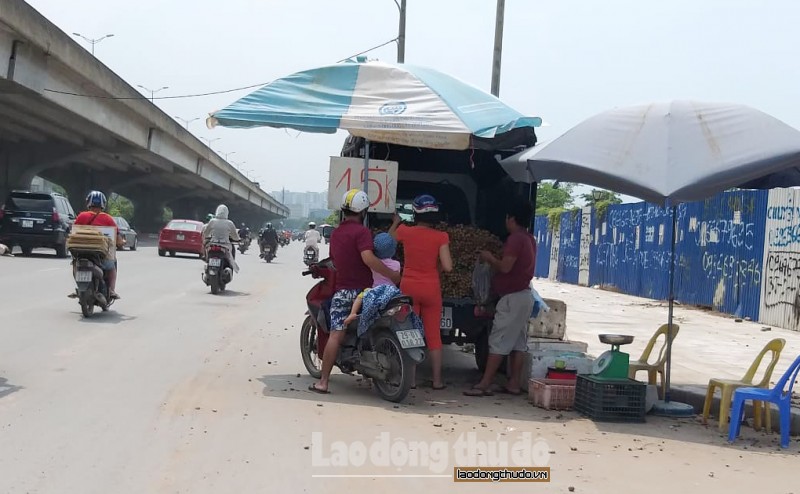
[0,242,796,493]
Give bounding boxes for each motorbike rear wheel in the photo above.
[372,330,414,403]
[79,290,95,318]
[210,276,221,294]
[300,316,323,379]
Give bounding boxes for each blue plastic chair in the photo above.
[728,354,800,448]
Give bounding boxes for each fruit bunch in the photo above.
[371,223,503,298]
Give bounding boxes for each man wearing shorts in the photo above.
[308,189,401,395]
[465,199,537,397]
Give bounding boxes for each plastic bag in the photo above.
[530,286,550,318]
[472,261,493,305]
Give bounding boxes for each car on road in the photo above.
[114,217,138,251]
[0,190,76,257]
[158,219,204,257]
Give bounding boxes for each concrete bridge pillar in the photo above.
[168,198,209,222]
[130,197,167,234]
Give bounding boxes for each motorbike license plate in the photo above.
[209,258,222,267]
[75,270,93,282]
[396,329,425,349]
[440,307,453,330]
[22,220,33,228]
[176,234,185,241]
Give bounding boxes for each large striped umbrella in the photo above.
[207,59,541,151]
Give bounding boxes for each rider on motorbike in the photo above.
[259,223,279,258]
[308,189,402,395]
[304,221,322,259]
[202,204,240,271]
[238,223,251,242]
[69,191,124,300]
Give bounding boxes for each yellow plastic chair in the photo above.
[627,323,680,399]
[702,338,786,432]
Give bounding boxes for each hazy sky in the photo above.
[26,0,800,202]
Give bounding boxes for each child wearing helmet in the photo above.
[309,189,402,395]
[342,232,402,328]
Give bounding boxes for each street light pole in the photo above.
[73,33,114,56]
[201,137,221,149]
[222,151,236,161]
[174,115,200,130]
[490,0,505,97]
[137,85,169,102]
[394,0,407,63]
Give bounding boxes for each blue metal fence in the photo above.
[675,190,767,320]
[533,216,551,278]
[537,189,770,323]
[557,210,582,285]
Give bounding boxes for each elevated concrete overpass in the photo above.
[0,0,288,232]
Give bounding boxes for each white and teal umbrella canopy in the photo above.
[207,60,541,150]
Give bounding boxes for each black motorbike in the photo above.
[303,245,319,266]
[238,235,251,254]
[203,242,237,294]
[260,242,276,263]
[72,251,114,318]
[300,259,426,403]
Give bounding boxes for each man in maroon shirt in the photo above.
[465,199,536,397]
[309,189,402,394]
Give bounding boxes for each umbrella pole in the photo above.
[652,204,694,417]
[363,139,370,227]
[665,204,677,402]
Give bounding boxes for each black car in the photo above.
[0,190,76,257]
[114,216,138,251]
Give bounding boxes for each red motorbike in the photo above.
[300,258,426,403]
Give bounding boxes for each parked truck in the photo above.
[341,136,535,371]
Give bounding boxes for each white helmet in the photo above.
[341,188,369,214]
[308,222,316,228]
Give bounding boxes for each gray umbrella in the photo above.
[501,100,800,204]
[500,100,800,413]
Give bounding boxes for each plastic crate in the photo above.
[574,375,646,423]
[528,378,576,410]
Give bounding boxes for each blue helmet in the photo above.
[412,194,439,214]
[85,190,107,210]
[373,232,397,259]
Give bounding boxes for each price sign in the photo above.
[328,157,399,213]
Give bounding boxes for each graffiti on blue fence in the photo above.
[692,219,756,251]
[701,251,762,287]
[763,251,800,321]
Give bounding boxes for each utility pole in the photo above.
[395,0,407,63]
[490,0,505,97]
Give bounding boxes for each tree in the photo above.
[580,189,622,207]
[535,182,574,216]
[323,211,340,226]
[581,189,623,220]
[107,193,134,221]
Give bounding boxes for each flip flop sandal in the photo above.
[463,387,494,397]
[494,386,522,396]
[308,384,330,394]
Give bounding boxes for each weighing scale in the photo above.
[592,334,634,380]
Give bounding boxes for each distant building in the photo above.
[309,209,332,221]
[272,190,328,219]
